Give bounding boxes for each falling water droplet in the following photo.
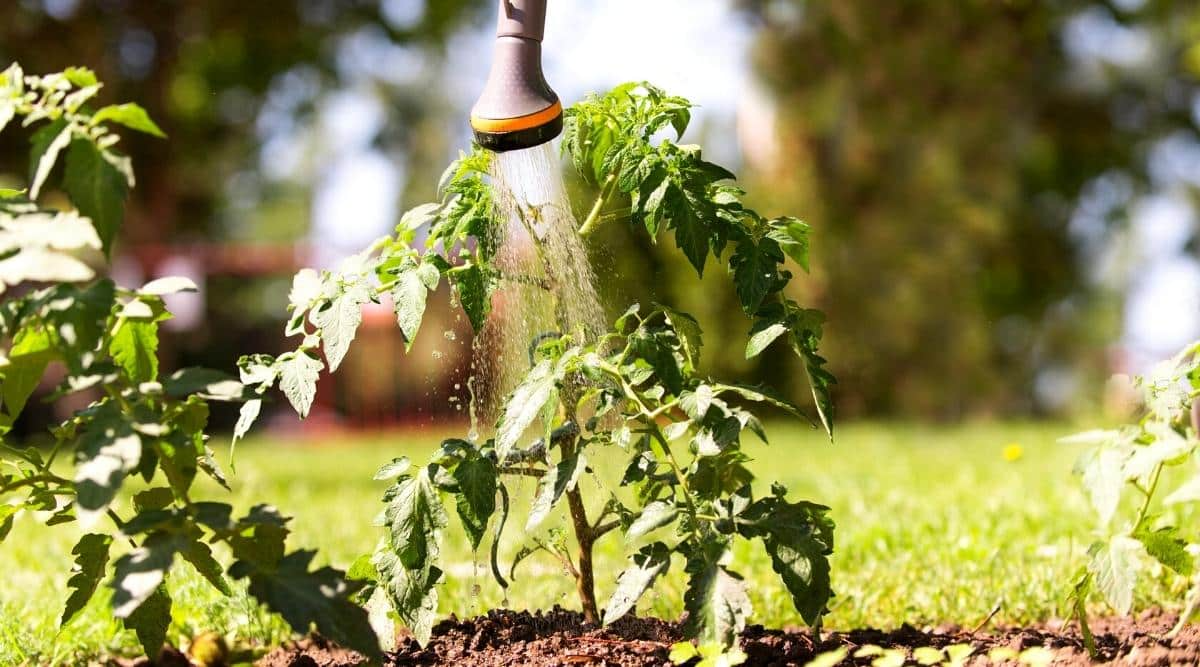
[466,141,605,424]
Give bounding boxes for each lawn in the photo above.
[1,419,1187,664]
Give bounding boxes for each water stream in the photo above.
[467,142,605,434]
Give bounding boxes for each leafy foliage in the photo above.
[1064,342,1200,645]
[0,64,377,660]
[355,306,834,653]
[564,83,834,436]
[248,82,836,656]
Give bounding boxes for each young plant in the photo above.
[0,64,379,661]
[1065,342,1200,652]
[242,82,837,654]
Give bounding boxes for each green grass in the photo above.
[1,420,1192,664]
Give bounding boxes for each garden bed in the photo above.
[256,607,1200,666]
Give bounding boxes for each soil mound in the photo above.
[257,606,1200,666]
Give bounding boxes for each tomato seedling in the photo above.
[245,83,838,654]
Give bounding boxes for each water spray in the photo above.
[470,0,562,152]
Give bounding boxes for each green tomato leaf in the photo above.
[1125,422,1192,483]
[230,550,381,662]
[393,268,429,350]
[1073,443,1131,527]
[1088,536,1143,615]
[91,103,166,138]
[3,325,55,423]
[737,495,834,626]
[765,217,810,271]
[730,236,777,314]
[682,549,751,649]
[63,137,128,255]
[384,466,448,570]
[122,584,172,659]
[111,531,182,618]
[313,281,370,373]
[110,319,159,384]
[448,262,491,332]
[526,455,585,532]
[661,305,703,369]
[374,457,411,481]
[74,415,142,527]
[763,534,832,626]
[277,351,323,419]
[62,66,99,87]
[789,320,835,439]
[132,487,174,512]
[452,455,497,551]
[62,533,113,626]
[495,359,557,462]
[226,505,289,571]
[667,184,712,275]
[162,367,245,401]
[29,118,72,200]
[139,276,197,296]
[231,398,262,468]
[374,547,440,646]
[603,542,671,625]
[745,322,787,359]
[288,268,323,312]
[625,500,678,543]
[1132,526,1193,577]
[181,536,233,596]
[0,504,18,542]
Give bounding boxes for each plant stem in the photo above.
[0,472,70,495]
[497,465,545,478]
[1133,463,1163,532]
[578,174,618,238]
[559,433,600,624]
[1167,582,1199,638]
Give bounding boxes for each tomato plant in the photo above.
[245,83,837,655]
[0,64,380,660]
[1065,342,1200,654]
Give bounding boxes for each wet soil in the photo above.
[256,607,1200,666]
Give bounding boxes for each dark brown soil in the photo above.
[256,607,1200,667]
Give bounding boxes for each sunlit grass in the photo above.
[2,420,1191,664]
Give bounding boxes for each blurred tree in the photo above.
[0,0,488,429]
[0,0,486,244]
[731,0,1200,418]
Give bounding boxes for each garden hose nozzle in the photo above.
[471,0,562,152]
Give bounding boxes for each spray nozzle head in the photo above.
[470,0,562,152]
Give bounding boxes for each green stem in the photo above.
[43,437,66,470]
[108,509,138,547]
[0,472,67,495]
[644,421,706,542]
[1167,582,1199,638]
[578,174,618,238]
[1133,463,1163,532]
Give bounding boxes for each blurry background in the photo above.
[2,0,1199,434]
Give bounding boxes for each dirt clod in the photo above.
[256,607,1200,666]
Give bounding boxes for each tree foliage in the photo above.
[737,0,1200,417]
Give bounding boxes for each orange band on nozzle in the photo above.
[470,100,562,134]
